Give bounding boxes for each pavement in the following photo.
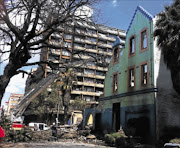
[0,141,112,148]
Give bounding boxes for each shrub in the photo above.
[104,132,126,145]
[170,138,180,144]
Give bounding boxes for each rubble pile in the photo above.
[31,124,106,146]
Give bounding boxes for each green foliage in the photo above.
[70,97,87,111]
[0,115,11,131]
[0,115,32,142]
[104,132,123,145]
[4,128,33,142]
[25,82,62,117]
[170,138,180,144]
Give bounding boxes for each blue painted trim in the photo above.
[126,6,154,35]
[99,88,158,101]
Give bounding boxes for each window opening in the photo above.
[129,68,135,88]
[130,36,135,55]
[141,64,148,85]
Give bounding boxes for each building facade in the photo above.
[83,6,180,143]
[39,21,126,103]
[7,93,23,116]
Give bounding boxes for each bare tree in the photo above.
[0,0,98,105]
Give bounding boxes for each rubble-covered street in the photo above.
[0,141,111,148]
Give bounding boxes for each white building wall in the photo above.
[153,17,180,138]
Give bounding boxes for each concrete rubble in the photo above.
[31,124,106,146]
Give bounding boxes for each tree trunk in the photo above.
[62,89,71,124]
[0,61,20,105]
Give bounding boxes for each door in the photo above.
[112,103,120,132]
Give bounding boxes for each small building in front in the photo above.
[83,6,180,143]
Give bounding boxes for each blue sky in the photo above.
[0,0,173,107]
[93,0,173,30]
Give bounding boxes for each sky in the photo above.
[0,0,173,107]
[92,0,173,30]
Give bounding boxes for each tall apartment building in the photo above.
[38,21,126,103]
[7,93,23,115]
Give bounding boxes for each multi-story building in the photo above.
[39,21,126,103]
[7,94,23,115]
[83,6,180,143]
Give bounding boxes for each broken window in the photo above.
[129,36,135,55]
[141,64,148,85]
[141,30,148,49]
[113,47,119,63]
[113,73,118,93]
[129,68,135,88]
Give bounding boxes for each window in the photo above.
[129,35,136,56]
[86,44,96,49]
[113,73,118,93]
[140,29,148,51]
[63,41,71,48]
[87,37,96,42]
[141,63,148,86]
[128,67,135,88]
[64,34,72,40]
[87,29,96,34]
[113,47,119,64]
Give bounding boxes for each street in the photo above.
[0,141,111,148]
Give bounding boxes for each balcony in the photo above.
[73,54,92,60]
[71,90,102,96]
[75,81,104,88]
[98,34,115,42]
[51,49,61,55]
[76,72,105,79]
[97,42,112,48]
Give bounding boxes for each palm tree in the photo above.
[154,0,180,94]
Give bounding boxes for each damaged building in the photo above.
[83,6,180,143]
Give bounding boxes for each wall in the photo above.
[153,18,180,139]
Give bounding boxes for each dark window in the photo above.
[113,73,118,93]
[113,47,119,63]
[129,36,135,55]
[141,64,148,85]
[129,68,135,88]
[141,30,147,49]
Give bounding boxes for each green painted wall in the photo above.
[104,10,154,98]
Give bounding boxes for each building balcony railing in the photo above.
[71,90,103,96]
[49,41,61,46]
[51,49,61,55]
[73,54,92,60]
[98,34,115,42]
[97,43,112,48]
[76,72,105,79]
[75,81,104,88]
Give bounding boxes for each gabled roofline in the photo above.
[126,6,154,35]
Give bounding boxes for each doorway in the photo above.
[112,103,120,132]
